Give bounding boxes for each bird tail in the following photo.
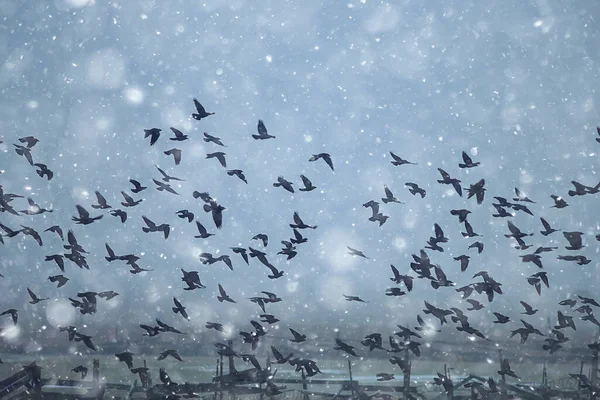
[431,280,440,289]
[382,198,390,204]
[217,296,224,303]
[252,135,261,140]
[142,227,151,233]
[273,182,281,187]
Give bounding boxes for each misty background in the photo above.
[0,0,600,356]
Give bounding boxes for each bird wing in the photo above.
[194,99,206,114]
[76,205,89,219]
[258,120,268,136]
[462,151,473,164]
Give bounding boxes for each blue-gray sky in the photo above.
[1,0,600,353]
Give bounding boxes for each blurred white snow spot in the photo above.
[304,135,313,143]
[266,55,273,63]
[216,68,223,76]
[534,20,543,28]
[124,87,144,105]
[72,187,90,202]
[1,324,20,341]
[27,100,38,109]
[364,4,399,34]
[86,49,126,89]
[318,228,361,272]
[63,0,92,9]
[287,281,299,293]
[46,299,76,329]
[393,236,407,251]
[470,147,478,156]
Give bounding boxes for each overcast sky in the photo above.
[1,0,600,355]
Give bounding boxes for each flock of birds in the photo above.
[2,99,600,397]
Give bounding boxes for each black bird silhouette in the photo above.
[91,191,111,209]
[110,209,127,223]
[217,284,236,303]
[169,127,188,141]
[33,163,53,180]
[192,99,214,120]
[74,333,96,351]
[252,233,269,247]
[520,301,538,315]
[437,168,462,196]
[206,322,224,331]
[71,365,88,379]
[164,148,182,165]
[194,221,214,239]
[540,217,559,236]
[454,255,470,272]
[1,309,17,324]
[153,179,180,195]
[203,132,226,146]
[203,200,226,229]
[299,175,316,191]
[72,205,103,225]
[343,294,368,303]
[458,151,480,168]
[227,169,247,184]
[141,216,170,239]
[45,254,65,272]
[155,165,185,182]
[290,229,308,245]
[45,225,64,241]
[550,194,568,208]
[464,178,486,204]
[181,269,206,290]
[206,151,227,168]
[253,119,275,140]
[405,182,426,198]
[450,208,471,222]
[334,339,358,357]
[563,231,584,250]
[115,351,135,369]
[158,350,183,362]
[144,128,161,146]
[13,144,34,165]
[18,136,39,148]
[347,246,368,258]
[48,275,69,288]
[176,209,194,222]
[389,265,413,291]
[172,297,189,320]
[469,241,484,254]
[382,185,403,204]
[289,328,306,342]
[120,191,142,207]
[390,152,416,166]
[597,126,600,143]
[513,187,535,203]
[309,153,334,171]
[290,212,316,229]
[462,220,479,238]
[129,179,147,193]
[20,226,43,246]
[273,176,294,193]
[493,312,510,324]
[231,247,249,264]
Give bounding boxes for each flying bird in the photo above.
[253,119,275,140]
[144,128,161,146]
[192,99,214,120]
[309,153,334,171]
[164,148,182,165]
[169,127,188,141]
[390,152,416,166]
